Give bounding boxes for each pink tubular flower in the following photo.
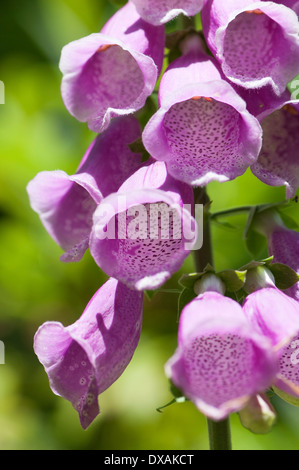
[27,116,144,262]
[243,286,299,348]
[34,278,143,429]
[242,270,299,406]
[250,98,299,199]
[142,35,262,187]
[129,0,205,25]
[165,290,277,421]
[201,0,299,95]
[59,2,165,132]
[89,161,197,291]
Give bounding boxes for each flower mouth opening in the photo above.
[222,11,282,84]
[162,98,241,181]
[111,202,185,280]
[76,44,145,118]
[182,333,260,407]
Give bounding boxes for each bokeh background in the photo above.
[0,0,299,450]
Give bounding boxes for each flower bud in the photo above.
[239,394,276,434]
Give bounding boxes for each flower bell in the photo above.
[129,0,205,25]
[165,275,277,421]
[89,161,198,291]
[34,278,143,429]
[250,98,299,199]
[242,265,299,408]
[59,2,165,132]
[27,116,144,262]
[142,35,262,187]
[201,0,299,94]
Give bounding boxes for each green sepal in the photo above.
[178,287,197,313]
[272,386,299,407]
[179,264,215,289]
[179,265,246,294]
[145,288,181,302]
[217,269,247,293]
[156,382,188,413]
[267,263,299,290]
[240,257,299,290]
[240,257,273,271]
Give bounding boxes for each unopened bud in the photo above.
[239,394,276,434]
[244,266,275,294]
[194,274,226,296]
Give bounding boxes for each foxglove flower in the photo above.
[60,2,165,132]
[27,116,143,262]
[89,161,197,291]
[250,98,299,198]
[201,0,299,95]
[142,35,262,187]
[243,284,299,348]
[165,286,277,421]
[130,0,205,26]
[34,278,143,429]
[272,333,299,405]
[242,267,299,406]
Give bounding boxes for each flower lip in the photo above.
[165,291,278,421]
[142,80,262,187]
[34,278,143,429]
[89,188,198,290]
[60,35,158,133]
[130,0,205,26]
[206,1,299,95]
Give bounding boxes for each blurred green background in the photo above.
[0,0,299,450]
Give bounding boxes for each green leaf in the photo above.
[212,219,239,231]
[245,229,267,258]
[268,263,299,290]
[144,290,158,301]
[145,288,181,301]
[179,272,202,289]
[277,212,299,230]
[178,287,197,314]
[156,381,188,413]
[243,206,258,241]
[218,269,247,292]
[240,258,273,271]
[170,382,185,399]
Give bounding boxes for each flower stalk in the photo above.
[193,187,232,450]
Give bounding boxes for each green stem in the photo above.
[210,205,253,220]
[193,188,232,451]
[193,187,214,272]
[207,417,232,451]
